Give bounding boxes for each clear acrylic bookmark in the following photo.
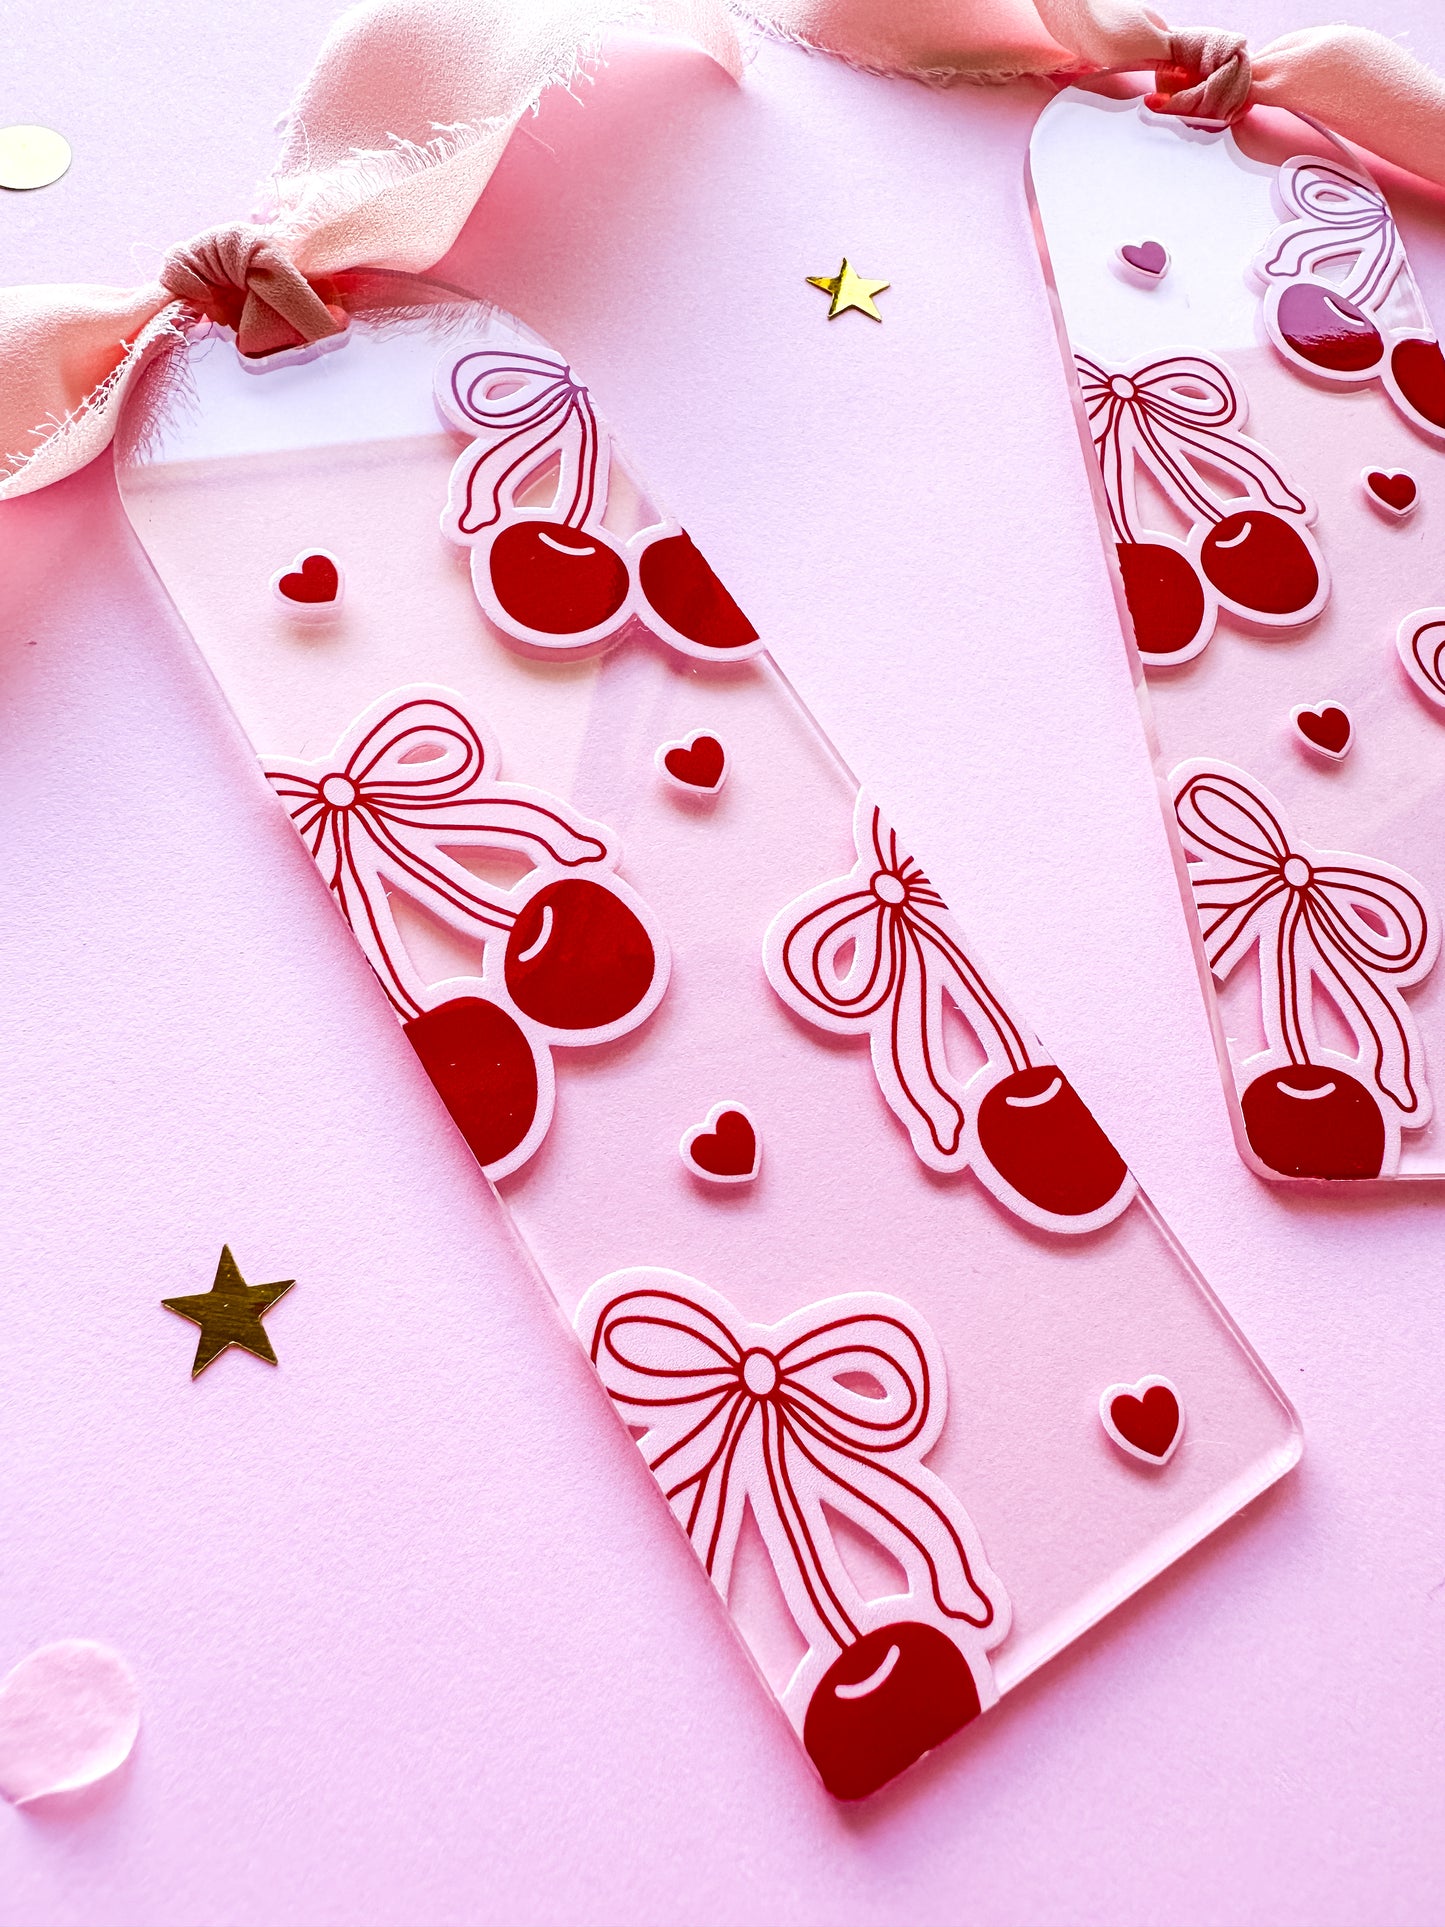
[117,305,1298,1799]
[1030,86,1445,1184]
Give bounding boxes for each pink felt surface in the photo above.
[1,4,1443,1924]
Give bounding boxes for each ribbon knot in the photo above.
[264,690,611,1019]
[1174,764,1437,1114]
[580,1273,1004,1654]
[1151,28,1253,122]
[159,223,346,360]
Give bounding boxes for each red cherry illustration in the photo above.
[1274,282,1384,375]
[1199,510,1319,616]
[803,1622,981,1801]
[504,878,658,1032]
[1390,336,1445,429]
[638,531,759,651]
[1241,1065,1385,1179]
[403,996,540,1171]
[975,1066,1129,1218]
[1115,541,1208,657]
[488,520,630,636]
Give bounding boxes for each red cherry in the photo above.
[975,1066,1129,1218]
[1390,336,1445,429]
[403,996,539,1171]
[1115,541,1208,657]
[638,532,759,651]
[504,878,658,1031]
[803,1622,981,1801]
[1199,510,1319,616]
[1241,1065,1385,1179]
[1274,282,1384,374]
[489,520,629,636]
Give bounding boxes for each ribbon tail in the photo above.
[867,914,969,1169]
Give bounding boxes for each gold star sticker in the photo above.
[162,1246,295,1378]
[807,258,890,322]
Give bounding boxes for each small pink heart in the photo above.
[1292,701,1353,759]
[1119,240,1169,279]
[1364,468,1417,515]
[681,1103,759,1183]
[0,1642,139,1805]
[658,732,727,792]
[1101,1377,1183,1463]
[272,550,343,610]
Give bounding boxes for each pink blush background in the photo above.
[2,6,1445,1927]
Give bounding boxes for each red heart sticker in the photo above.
[272,550,343,611]
[1100,1377,1183,1464]
[1291,701,1353,759]
[1363,468,1417,515]
[681,1103,759,1183]
[658,732,727,793]
[1118,240,1168,279]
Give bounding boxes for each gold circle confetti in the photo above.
[0,125,72,191]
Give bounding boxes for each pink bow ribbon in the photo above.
[765,799,1033,1166]
[1174,765,1437,1114]
[264,690,609,1018]
[442,348,606,535]
[583,1275,999,1651]
[1076,352,1307,543]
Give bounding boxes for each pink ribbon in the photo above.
[767,801,1033,1165]
[8,2,1445,504]
[584,1276,998,1650]
[1076,353,1307,545]
[264,691,609,1018]
[444,347,605,535]
[1174,765,1436,1115]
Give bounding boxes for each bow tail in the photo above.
[1301,931,1429,1115]
[782,1422,1003,1638]
[867,916,968,1169]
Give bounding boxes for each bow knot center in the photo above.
[1109,375,1138,401]
[321,773,360,808]
[1282,855,1313,888]
[741,1349,779,1397]
[159,221,346,360]
[871,871,908,906]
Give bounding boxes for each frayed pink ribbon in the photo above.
[7,0,1445,503]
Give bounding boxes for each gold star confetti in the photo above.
[162,1247,295,1378]
[807,258,890,322]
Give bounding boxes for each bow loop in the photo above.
[1255,158,1407,311]
[439,347,606,537]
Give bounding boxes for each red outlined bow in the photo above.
[442,347,606,537]
[1255,157,1408,316]
[763,793,1034,1170]
[1173,762,1438,1117]
[578,1271,1008,1661]
[264,687,612,1019]
[1076,350,1309,545]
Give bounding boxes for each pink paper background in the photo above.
[2,4,1443,1922]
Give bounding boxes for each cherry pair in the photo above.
[1116,508,1323,660]
[481,517,759,657]
[1268,281,1445,433]
[404,877,660,1172]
